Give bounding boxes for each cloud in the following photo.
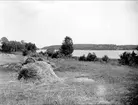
[0,1,137,47]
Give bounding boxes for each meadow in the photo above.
[0,53,138,105]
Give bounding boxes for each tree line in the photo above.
[0,37,37,53]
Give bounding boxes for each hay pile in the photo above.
[0,53,23,65]
[0,63,22,71]
[18,61,61,84]
[23,57,35,65]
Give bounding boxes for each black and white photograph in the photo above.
[0,0,138,105]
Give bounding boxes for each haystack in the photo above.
[23,57,35,65]
[18,61,61,83]
[45,61,57,69]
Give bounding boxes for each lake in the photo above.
[73,50,136,59]
[37,50,136,59]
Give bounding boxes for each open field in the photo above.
[0,54,138,105]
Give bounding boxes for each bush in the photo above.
[119,51,138,66]
[79,53,98,61]
[39,51,48,57]
[79,55,86,61]
[119,52,132,65]
[25,42,37,52]
[22,49,28,56]
[86,52,97,61]
[39,51,45,56]
[102,55,110,62]
[53,51,66,58]
[51,51,60,58]
[46,49,63,59]
[30,52,43,58]
[46,48,55,57]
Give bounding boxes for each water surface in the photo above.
[37,49,136,59]
[73,50,136,59]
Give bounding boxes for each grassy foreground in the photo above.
[0,55,138,105]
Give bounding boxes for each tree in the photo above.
[1,42,11,52]
[1,40,37,53]
[60,36,74,56]
[1,41,24,52]
[21,40,25,44]
[1,37,9,43]
[136,46,138,50]
[25,42,37,52]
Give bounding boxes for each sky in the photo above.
[0,1,138,48]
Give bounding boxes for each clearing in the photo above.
[0,54,138,105]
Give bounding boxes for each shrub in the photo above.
[39,51,48,57]
[102,55,110,62]
[79,55,86,61]
[119,52,132,65]
[30,52,43,58]
[119,51,138,66]
[52,51,65,58]
[22,49,28,56]
[51,51,59,58]
[24,42,37,52]
[39,51,45,56]
[86,52,97,61]
[46,48,55,57]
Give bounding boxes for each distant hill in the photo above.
[42,44,138,50]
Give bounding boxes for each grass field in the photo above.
[0,54,138,105]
